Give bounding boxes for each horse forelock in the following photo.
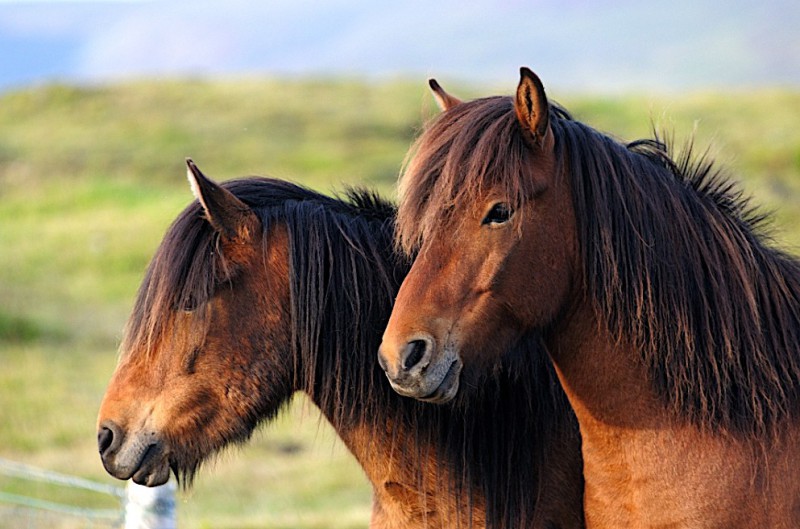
[554,116,800,437]
[121,198,218,360]
[396,96,568,256]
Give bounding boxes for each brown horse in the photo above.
[96,160,584,529]
[379,69,800,528]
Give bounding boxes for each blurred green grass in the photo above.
[0,78,798,528]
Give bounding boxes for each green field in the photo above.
[1,78,799,528]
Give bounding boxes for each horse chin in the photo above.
[132,456,171,487]
[103,434,172,487]
[166,420,262,488]
[389,356,463,404]
[419,356,463,404]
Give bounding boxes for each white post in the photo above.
[124,481,177,529]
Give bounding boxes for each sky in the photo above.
[1,0,799,93]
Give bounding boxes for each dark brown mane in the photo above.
[562,118,800,437]
[400,96,800,437]
[124,177,579,528]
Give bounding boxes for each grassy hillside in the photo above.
[0,78,798,528]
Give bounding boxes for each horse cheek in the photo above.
[506,219,576,329]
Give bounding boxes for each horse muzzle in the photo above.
[377,334,463,404]
[98,420,171,487]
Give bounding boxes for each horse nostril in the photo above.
[97,421,122,457]
[98,427,113,455]
[403,339,428,371]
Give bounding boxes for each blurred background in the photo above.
[1,0,798,527]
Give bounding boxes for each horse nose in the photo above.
[98,420,123,460]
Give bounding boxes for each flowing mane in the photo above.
[123,177,579,527]
[398,95,800,437]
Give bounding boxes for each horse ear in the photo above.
[514,67,551,148]
[185,158,259,245]
[429,79,462,111]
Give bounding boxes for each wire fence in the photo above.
[0,458,175,529]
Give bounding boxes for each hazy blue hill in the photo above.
[1,0,798,92]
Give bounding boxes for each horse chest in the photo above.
[578,419,800,529]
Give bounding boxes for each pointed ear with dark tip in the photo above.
[514,67,551,148]
[429,79,462,111]
[185,158,259,246]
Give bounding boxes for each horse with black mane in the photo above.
[379,69,800,528]
[96,160,584,528]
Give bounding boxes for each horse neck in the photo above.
[544,301,690,528]
[545,297,667,430]
[300,364,482,528]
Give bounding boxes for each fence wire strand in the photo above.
[0,457,125,529]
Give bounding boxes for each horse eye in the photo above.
[482,203,513,225]
[180,296,200,313]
